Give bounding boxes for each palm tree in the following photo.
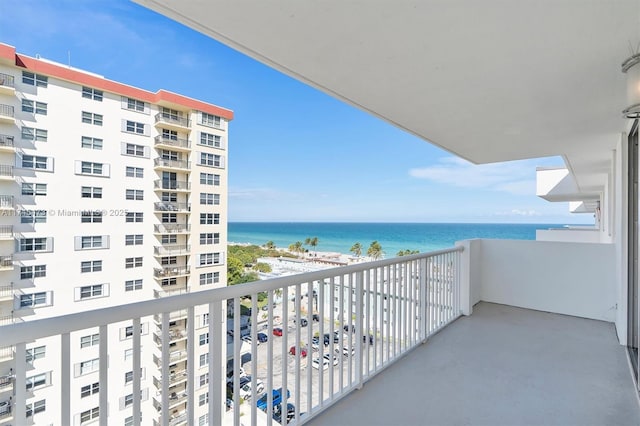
[350,242,362,258]
[305,237,318,256]
[367,241,384,260]
[264,240,276,250]
[290,241,304,257]
[397,249,419,256]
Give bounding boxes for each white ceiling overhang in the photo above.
[134,0,640,194]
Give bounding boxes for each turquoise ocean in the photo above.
[228,222,574,257]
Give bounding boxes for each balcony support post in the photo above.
[161,313,170,426]
[187,307,195,426]
[14,343,26,425]
[61,332,71,426]
[99,325,109,426]
[133,318,142,425]
[355,270,364,389]
[456,241,473,316]
[208,300,224,426]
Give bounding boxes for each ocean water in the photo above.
[228,222,571,257]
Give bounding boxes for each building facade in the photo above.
[0,43,232,426]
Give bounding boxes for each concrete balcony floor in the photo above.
[308,302,640,426]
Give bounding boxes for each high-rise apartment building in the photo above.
[0,43,232,425]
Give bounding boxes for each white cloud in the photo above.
[409,157,546,195]
[495,209,543,217]
[229,187,301,201]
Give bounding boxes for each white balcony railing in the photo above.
[0,247,462,426]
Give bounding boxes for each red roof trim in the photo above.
[1,43,233,120]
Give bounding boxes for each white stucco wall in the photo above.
[460,239,616,322]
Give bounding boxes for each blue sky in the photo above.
[0,0,591,224]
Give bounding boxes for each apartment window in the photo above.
[199,233,219,245]
[161,107,181,121]
[21,126,47,141]
[160,256,177,266]
[125,279,143,292]
[19,237,49,252]
[199,353,209,367]
[22,99,47,115]
[161,192,177,202]
[162,129,178,140]
[161,213,177,223]
[80,333,100,348]
[199,152,222,167]
[199,333,209,346]
[22,155,49,170]
[81,236,104,249]
[125,416,135,426]
[124,143,145,157]
[124,393,134,407]
[125,371,133,384]
[80,162,103,175]
[20,210,47,224]
[201,112,221,128]
[125,257,143,268]
[81,210,103,223]
[161,149,178,161]
[199,132,222,148]
[200,213,220,225]
[81,260,102,274]
[161,235,176,244]
[199,414,209,426]
[200,272,219,286]
[125,189,144,200]
[80,407,100,424]
[26,372,50,390]
[200,173,220,186]
[81,186,102,198]
[21,265,46,279]
[22,183,47,196]
[125,97,145,112]
[22,71,48,87]
[125,120,145,134]
[82,111,103,126]
[199,193,220,205]
[125,234,143,246]
[125,212,144,223]
[26,399,46,417]
[79,358,99,375]
[161,277,177,287]
[199,373,209,387]
[19,292,49,308]
[26,345,45,362]
[124,349,133,361]
[199,392,209,406]
[199,253,221,266]
[81,136,103,150]
[202,313,209,327]
[79,284,104,300]
[125,166,143,178]
[82,86,103,101]
[80,383,99,398]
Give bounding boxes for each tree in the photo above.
[253,262,272,273]
[350,242,362,258]
[264,240,276,250]
[367,241,384,260]
[304,237,319,256]
[397,249,420,256]
[227,256,246,284]
[289,241,304,257]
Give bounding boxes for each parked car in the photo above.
[257,388,291,411]
[312,313,320,322]
[363,334,375,345]
[242,335,252,345]
[257,332,268,343]
[311,357,331,370]
[289,345,308,357]
[238,375,265,400]
[226,398,234,410]
[343,324,356,333]
[324,333,339,345]
[336,346,355,357]
[273,327,283,336]
[323,353,340,366]
[226,366,246,384]
[273,402,296,424]
[294,317,308,327]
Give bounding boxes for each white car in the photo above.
[335,346,355,357]
[311,357,330,370]
[323,353,340,366]
[238,376,265,400]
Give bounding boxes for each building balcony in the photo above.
[0,134,15,152]
[0,73,15,95]
[154,135,190,152]
[0,196,13,210]
[153,309,188,324]
[0,397,11,422]
[0,284,12,302]
[154,245,190,256]
[153,266,190,279]
[154,112,190,131]
[0,104,14,124]
[154,224,190,234]
[0,166,14,181]
[154,180,191,192]
[0,374,13,393]
[0,225,13,240]
[153,327,187,345]
[154,202,190,213]
[153,158,191,171]
[1,240,638,425]
[0,256,13,271]
[153,287,189,298]
[0,346,13,363]
[153,370,188,390]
